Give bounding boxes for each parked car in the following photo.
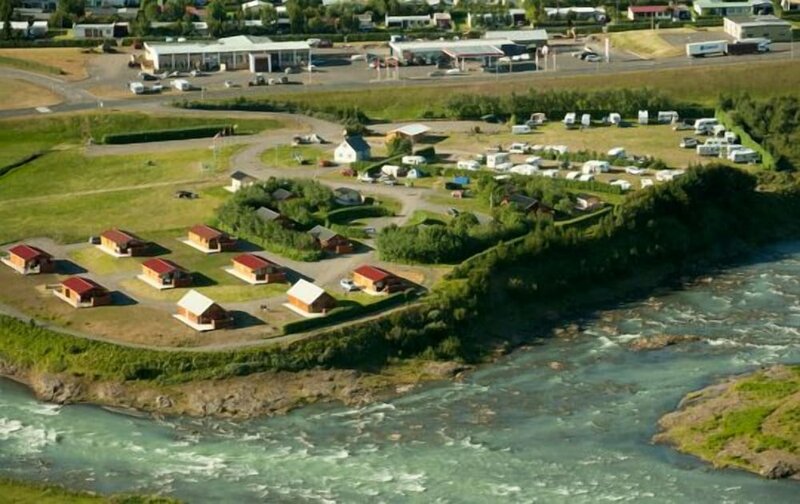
[340,279,358,291]
[584,54,603,63]
[224,80,236,88]
[680,137,698,148]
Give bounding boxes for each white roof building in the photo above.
[484,29,549,47]
[389,123,431,138]
[287,279,326,306]
[177,290,215,315]
[389,38,518,64]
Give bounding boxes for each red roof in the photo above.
[9,244,51,261]
[353,265,393,283]
[101,229,139,245]
[142,258,184,275]
[62,276,105,295]
[189,225,225,240]
[233,253,275,270]
[629,5,669,13]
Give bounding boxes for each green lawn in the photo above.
[259,145,329,168]
[69,247,142,275]
[0,183,225,245]
[0,111,282,167]
[266,60,800,121]
[407,210,451,225]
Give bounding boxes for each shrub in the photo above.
[102,125,234,144]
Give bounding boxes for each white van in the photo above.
[511,124,531,135]
[171,79,192,91]
[129,82,144,95]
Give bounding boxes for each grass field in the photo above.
[260,145,330,168]
[0,48,94,81]
[268,60,800,121]
[0,77,61,110]
[0,111,283,167]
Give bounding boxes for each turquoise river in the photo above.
[2,244,800,503]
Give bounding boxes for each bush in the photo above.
[326,205,392,224]
[102,125,234,144]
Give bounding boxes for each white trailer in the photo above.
[511,124,532,134]
[696,144,721,156]
[581,114,591,128]
[638,110,649,125]
[686,41,728,57]
[609,113,622,126]
[728,148,760,164]
[486,152,510,169]
[694,118,718,135]
[563,113,577,129]
[582,160,610,174]
[657,111,679,124]
[457,160,480,171]
[171,79,192,91]
[607,147,626,158]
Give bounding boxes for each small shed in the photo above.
[256,207,294,228]
[271,188,294,202]
[287,279,337,315]
[334,187,364,206]
[187,225,237,253]
[140,258,192,289]
[386,123,430,143]
[230,253,285,284]
[229,171,257,192]
[352,265,405,294]
[99,229,149,257]
[56,277,112,308]
[308,225,354,254]
[175,290,233,331]
[502,194,542,213]
[4,244,55,275]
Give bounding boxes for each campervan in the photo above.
[607,147,626,158]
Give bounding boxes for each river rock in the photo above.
[155,395,173,409]
[628,335,701,351]
[33,374,82,404]
[761,460,798,479]
[548,361,566,371]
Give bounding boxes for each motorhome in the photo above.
[563,113,577,129]
[686,41,728,57]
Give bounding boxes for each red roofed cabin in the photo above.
[232,254,285,283]
[308,225,354,254]
[352,265,405,294]
[188,225,236,253]
[141,258,192,288]
[100,229,149,257]
[627,5,672,21]
[57,277,112,308]
[5,244,55,274]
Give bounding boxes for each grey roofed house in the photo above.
[342,136,371,154]
[271,188,293,201]
[255,207,282,222]
[505,193,541,212]
[230,171,256,182]
[308,225,338,242]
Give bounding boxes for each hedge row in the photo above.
[326,205,392,224]
[715,108,776,170]
[101,125,234,144]
[0,38,117,48]
[282,291,415,335]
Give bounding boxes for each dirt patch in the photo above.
[0,48,94,81]
[0,77,62,110]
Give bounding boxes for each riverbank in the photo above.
[0,354,470,420]
[0,477,180,503]
[654,365,800,480]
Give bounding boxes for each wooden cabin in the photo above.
[99,229,149,257]
[4,244,55,274]
[286,279,336,315]
[175,290,234,331]
[352,265,405,294]
[187,225,236,253]
[140,258,192,289]
[308,225,353,254]
[56,277,112,308]
[231,254,285,284]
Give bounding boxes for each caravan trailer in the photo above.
[657,111,679,124]
[609,113,622,126]
[511,124,532,135]
[638,110,649,125]
[694,118,718,135]
[582,160,610,174]
[580,114,591,128]
[563,113,577,129]
[457,160,480,171]
[728,148,760,164]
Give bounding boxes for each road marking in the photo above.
[36,107,52,113]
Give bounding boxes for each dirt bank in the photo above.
[0,358,470,419]
[654,365,800,480]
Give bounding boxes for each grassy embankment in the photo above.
[0,477,178,504]
[262,60,800,121]
[0,112,284,244]
[656,366,800,478]
[0,48,94,81]
[0,77,62,110]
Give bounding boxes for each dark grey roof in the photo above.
[271,188,293,201]
[230,170,256,182]
[508,193,540,210]
[342,136,371,153]
[255,206,282,222]
[308,225,338,242]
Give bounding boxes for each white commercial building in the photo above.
[145,35,311,72]
[389,38,520,65]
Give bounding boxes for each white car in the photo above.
[340,279,358,291]
[584,54,603,63]
[625,166,647,175]
[509,143,529,154]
